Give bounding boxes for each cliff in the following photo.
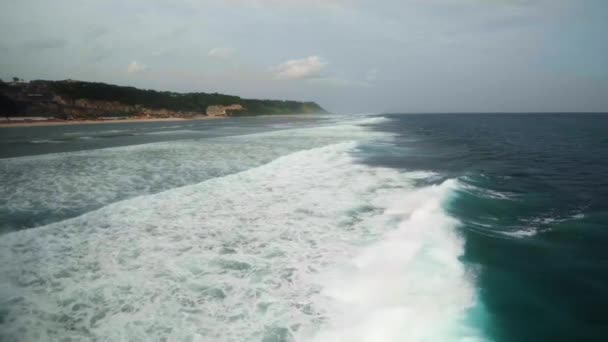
[0,79,328,119]
[206,104,246,117]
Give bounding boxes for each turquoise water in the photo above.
[364,113,608,341]
[0,114,606,341]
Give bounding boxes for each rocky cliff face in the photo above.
[58,98,204,119]
[206,104,246,117]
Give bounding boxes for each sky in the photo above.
[0,0,607,113]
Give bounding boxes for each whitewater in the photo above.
[0,117,488,341]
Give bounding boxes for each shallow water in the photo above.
[1,113,606,341]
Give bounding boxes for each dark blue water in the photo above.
[365,113,608,342]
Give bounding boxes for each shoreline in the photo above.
[0,117,225,128]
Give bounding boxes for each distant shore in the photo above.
[0,117,225,128]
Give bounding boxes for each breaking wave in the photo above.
[0,144,487,341]
[0,122,388,232]
[0,118,487,341]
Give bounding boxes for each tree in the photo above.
[12,77,19,83]
[0,93,18,119]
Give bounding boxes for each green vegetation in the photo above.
[0,93,18,119]
[49,80,327,115]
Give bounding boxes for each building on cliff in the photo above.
[206,104,245,117]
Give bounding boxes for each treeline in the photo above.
[0,81,18,118]
[0,93,18,118]
[49,80,327,115]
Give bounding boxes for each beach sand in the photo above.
[0,117,225,128]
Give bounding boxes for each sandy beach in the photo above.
[0,117,225,128]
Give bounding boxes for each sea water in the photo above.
[1,113,607,341]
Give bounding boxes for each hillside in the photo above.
[0,79,328,119]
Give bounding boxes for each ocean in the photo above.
[0,113,606,341]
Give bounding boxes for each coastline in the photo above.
[0,116,225,128]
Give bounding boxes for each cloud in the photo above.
[22,38,67,52]
[83,27,109,41]
[365,68,378,82]
[127,61,147,74]
[272,56,326,80]
[208,47,236,59]
[309,77,371,88]
[221,0,350,9]
[84,45,112,63]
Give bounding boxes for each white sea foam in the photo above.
[351,116,390,125]
[503,229,538,238]
[0,139,486,341]
[157,125,193,129]
[1,122,387,231]
[503,212,587,239]
[93,129,135,135]
[311,180,486,342]
[0,117,487,341]
[145,129,201,135]
[457,181,515,200]
[29,139,64,144]
[529,213,586,224]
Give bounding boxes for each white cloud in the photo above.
[221,0,349,9]
[272,56,326,80]
[127,61,147,74]
[309,77,371,88]
[365,68,378,82]
[208,47,236,59]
